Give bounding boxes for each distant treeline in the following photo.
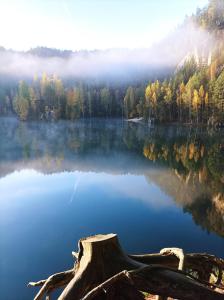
[0,0,224,123]
[10,76,128,120]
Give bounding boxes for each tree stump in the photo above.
[59,234,145,300]
[28,233,224,300]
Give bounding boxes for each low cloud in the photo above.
[0,22,214,80]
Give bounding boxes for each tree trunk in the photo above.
[58,234,144,300]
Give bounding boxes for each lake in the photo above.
[0,117,224,300]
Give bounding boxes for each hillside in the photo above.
[0,0,223,123]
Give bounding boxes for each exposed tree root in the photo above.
[28,269,74,300]
[28,233,224,300]
[159,248,185,270]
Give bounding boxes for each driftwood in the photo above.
[28,233,224,300]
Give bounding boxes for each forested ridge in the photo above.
[0,0,224,123]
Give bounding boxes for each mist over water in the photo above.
[1,0,224,299]
[0,118,224,299]
[0,22,213,80]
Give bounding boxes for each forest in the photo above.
[0,0,224,124]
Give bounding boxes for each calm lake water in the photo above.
[0,117,224,300]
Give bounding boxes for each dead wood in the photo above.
[28,233,224,300]
[28,269,74,300]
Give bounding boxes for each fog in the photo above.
[0,22,214,80]
[0,117,222,217]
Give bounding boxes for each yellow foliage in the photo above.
[143,146,150,158]
[192,89,200,110]
[180,145,187,162]
[189,143,195,160]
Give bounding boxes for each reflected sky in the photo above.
[0,118,224,300]
[0,169,173,209]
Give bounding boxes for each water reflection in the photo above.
[143,128,224,237]
[0,118,224,235]
[0,118,224,300]
[0,118,224,239]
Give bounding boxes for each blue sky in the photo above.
[0,0,209,51]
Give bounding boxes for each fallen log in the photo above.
[28,233,224,300]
